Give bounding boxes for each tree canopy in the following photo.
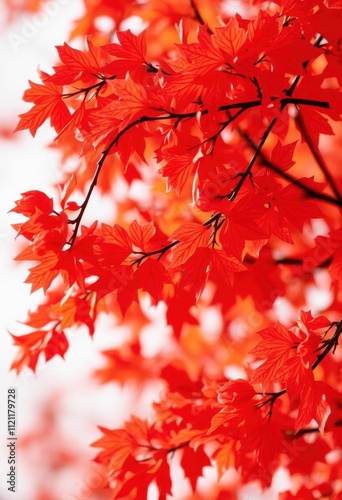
[8,0,342,498]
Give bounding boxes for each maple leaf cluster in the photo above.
[8,0,342,498]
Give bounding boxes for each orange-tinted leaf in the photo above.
[213,442,235,478]
[208,406,235,435]
[214,18,247,57]
[60,174,78,210]
[297,107,334,147]
[217,379,256,405]
[158,153,196,196]
[91,427,134,470]
[15,80,71,137]
[275,355,313,401]
[11,190,53,216]
[102,29,148,81]
[108,76,148,125]
[10,330,47,373]
[25,252,60,293]
[47,39,102,84]
[101,223,132,249]
[299,310,331,332]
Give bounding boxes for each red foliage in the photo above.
[8,0,342,497]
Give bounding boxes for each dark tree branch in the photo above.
[222,64,318,201]
[65,34,332,246]
[132,240,180,266]
[63,81,106,100]
[190,0,213,34]
[285,35,324,97]
[67,137,117,246]
[62,74,117,100]
[276,256,333,268]
[66,98,263,245]
[237,127,342,208]
[244,256,332,269]
[228,117,278,202]
[203,212,222,227]
[311,320,342,370]
[295,111,342,201]
[131,212,224,266]
[195,107,247,150]
[290,427,319,438]
[280,97,330,108]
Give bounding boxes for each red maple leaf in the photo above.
[102,29,151,81]
[295,381,332,434]
[180,445,211,492]
[271,140,297,171]
[169,223,210,268]
[9,1,342,497]
[15,74,71,137]
[46,38,103,85]
[134,258,172,303]
[250,322,298,387]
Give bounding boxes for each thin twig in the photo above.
[237,128,342,207]
[229,117,277,201]
[311,320,342,370]
[132,212,224,266]
[295,112,342,201]
[190,0,213,34]
[67,137,118,246]
[66,99,263,245]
